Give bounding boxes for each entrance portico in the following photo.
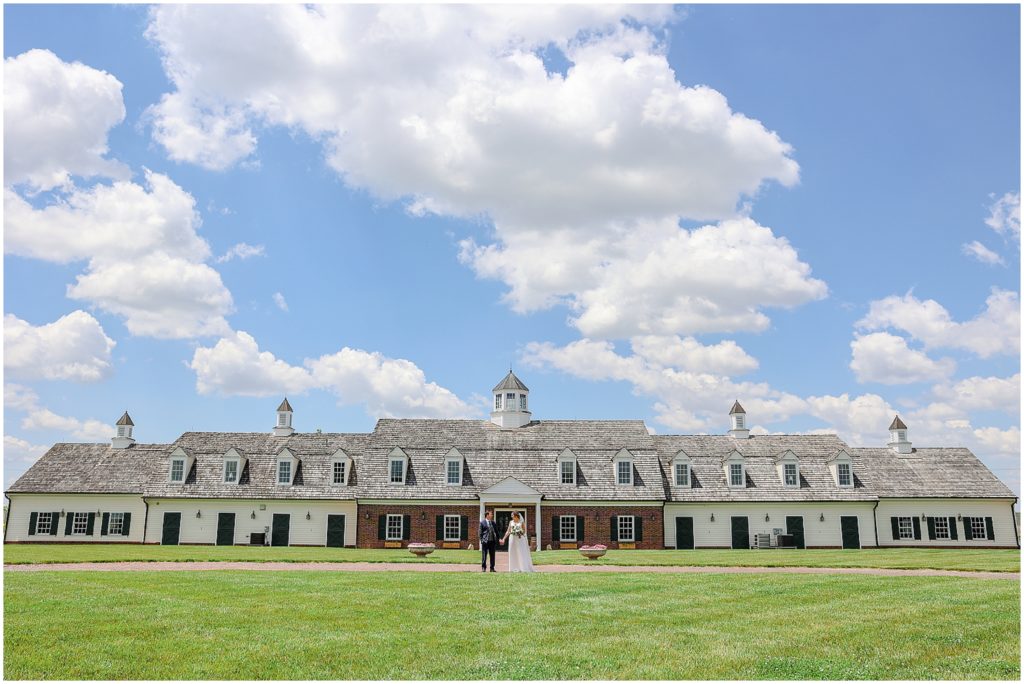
[479,477,543,552]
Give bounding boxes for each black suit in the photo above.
[479,518,497,570]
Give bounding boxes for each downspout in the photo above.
[142,497,151,545]
[1012,498,1020,549]
[3,494,12,542]
[871,500,880,548]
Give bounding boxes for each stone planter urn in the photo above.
[579,544,608,560]
[407,543,436,557]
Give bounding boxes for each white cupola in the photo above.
[274,398,295,437]
[490,370,532,429]
[888,415,912,454]
[111,411,135,449]
[728,400,750,439]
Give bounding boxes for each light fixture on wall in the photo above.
[196,510,201,519]
[97,509,102,515]
[60,509,65,517]
[421,511,426,519]
[957,514,962,521]
[306,512,311,520]
[710,513,715,522]
[921,513,927,521]
[251,511,256,520]
[819,513,824,522]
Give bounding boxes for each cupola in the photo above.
[490,370,531,429]
[111,411,135,449]
[728,400,750,439]
[274,398,295,437]
[888,415,912,454]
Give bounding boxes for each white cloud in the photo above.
[144,6,818,337]
[216,242,265,263]
[857,288,1020,359]
[629,335,758,376]
[849,332,955,385]
[272,292,289,312]
[4,311,115,382]
[190,329,475,418]
[985,191,1020,239]
[4,383,40,411]
[21,408,111,442]
[4,49,129,191]
[932,374,1020,415]
[4,435,51,489]
[971,426,1020,457]
[961,240,1004,266]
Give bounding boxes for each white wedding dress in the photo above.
[506,520,535,573]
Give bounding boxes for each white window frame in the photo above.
[560,459,576,485]
[277,459,292,486]
[520,394,528,410]
[72,512,89,535]
[729,462,744,488]
[277,413,288,426]
[898,516,914,539]
[616,460,633,486]
[559,515,577,542]
[169,458,185,483]
[970,517,986,539]
[332,460,347,485]
[505,393,515,409]
[446,459,462,486]
[618,515,635,542]
[675,462,690,487]
[735,414,745,429]
[117,425,127,437]
[494,394,501,410]
[934,516,950,540]
[837,462,852,487]
[224,459,239,483]
[389,458,405,484]
[444,514,461,542]
[897,429,907,442]
[36,512,53,535]
[783,463,798,487]
[386,514,403,541]
[108,512,125,535]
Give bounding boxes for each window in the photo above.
[108,512,125,535]
[675,463,689,487]
[559,515,577,542]
[494,394,501,410]
[618,515,635,542]
[898,517,913,539]
[934,516,950,540]
[35,512,53,535]
[72,512,89,535]
[390,459,404,484]
[784,463,798,487]
[278,460,292,485]
[520,394,528,410]
[735,414,744,428]
[447,459,461,485]
[837,463,852,487]
[386,514,403,541]
[560,460,575,485]
[117,426,126,437]
[333,461,346,485]
[444,515,461,541]
[897,430,907,442]
[506,393,515,408]
[969,517,986,539]
[170,458,185,482]
[278,413,287,426]
[617,460,632,485]
[729,463,744,487]
[224,460,238,483]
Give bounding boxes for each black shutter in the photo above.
[65,513,73,535]
[912,517,921,540]
[435,515,444,540]
[28,512,37,536]
[611,515,618,542]
[460,516,469,541]
[377,515,386,540]
[577,516,585,543]
[635,515,643,542]
[122,512,131,536]
[926,516,936,540]
[101,513,110,536]
[948,517,958,541]
[890,517,899,540]
[551,516,559,543]
[86,512,95,535]
[985,517,995,541]
[963,517,974,540]
[50,512,60,536]
[402,514,411,540]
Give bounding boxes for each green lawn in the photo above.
[4,571,1019,679]
[3,543,1020,572]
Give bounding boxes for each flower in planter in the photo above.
[579,544,608,551]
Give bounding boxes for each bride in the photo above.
[501,512,535,573]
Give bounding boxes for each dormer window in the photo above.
[446,459,461,485]
[784,463,797,487]
[561,460,575,484]
[224,459,239,483]
[614,450,634,486]
[729,463,744,487]
[277,459,292,485]
[170,458,185,483]
[675,462,690,486]
[837,463,852,487]
[333,460,346,485]
[330,449,351,486]
[388,448,409,485]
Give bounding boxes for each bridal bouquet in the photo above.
[508,523,525,538]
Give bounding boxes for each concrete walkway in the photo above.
[4,558,1017,580]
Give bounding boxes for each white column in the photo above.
[479,499,485,522]
[535,499,542,552]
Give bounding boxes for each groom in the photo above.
[479,510,497,572]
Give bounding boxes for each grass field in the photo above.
[3,543,1020,572]
[4,570,1019,679]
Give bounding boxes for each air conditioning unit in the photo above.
[755,533,772,549]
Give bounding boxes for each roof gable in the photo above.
[480,476,541,496]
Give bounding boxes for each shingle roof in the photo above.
[889,415,908,430]
[116,411,134,426]
[492,371,529,392]
[847,447,1015,499]
[729,401,745,415]
[7,443,162,494]
[277,398,293,412]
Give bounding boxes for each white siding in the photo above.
[876,498,1018,548]
[5,494,147,543]
[664,502,878,548]
[143,499,357,546]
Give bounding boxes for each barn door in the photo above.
[675,517,694,549]
[840,516,860,549]
[785,516,805,549]
[161,512,181,545]
[272,514,291,547]
[326,515,346,548]
[216,513,235,546]
[730,516,749,549]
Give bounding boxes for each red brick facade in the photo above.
[540,506,664,550]
[357,504,480,549]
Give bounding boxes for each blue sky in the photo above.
[4,4,1020,495]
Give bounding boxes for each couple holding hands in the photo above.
[478,510,535,573]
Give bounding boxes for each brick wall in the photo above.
[357,504,480,549]
[540,506,664,550]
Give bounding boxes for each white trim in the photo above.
[35,512,53,535]
[386,513,403,541]
[933,516,951,540]
[223,459,239,484]
[897,516,913,539]
[559,514,577,542]
[443,514,461,541]
[837,462,853,488]
[674,462,690,487]
[729,462,745,488]
[108,511,125,535]
[71,511,89,535]
[783,462,798,488]
[542,501,663,507]
[617,514,635,542]
[169,458,185,483]
[277,459,293,486]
